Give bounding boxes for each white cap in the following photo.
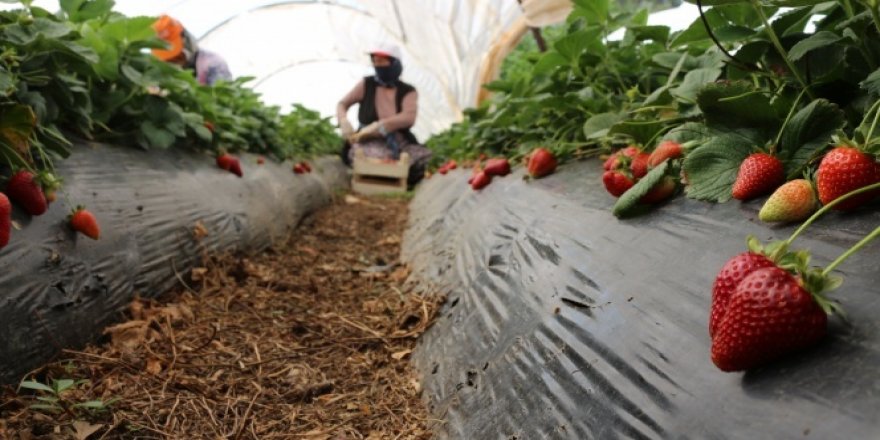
[367,42,402,60]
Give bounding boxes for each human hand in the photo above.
[339,118,354,139]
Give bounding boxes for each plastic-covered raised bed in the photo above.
[0,141,347,384]
[403,162,880,439]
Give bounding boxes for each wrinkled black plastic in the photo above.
[0,142,348,384]
[403,161,880,439]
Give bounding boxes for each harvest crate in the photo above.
[352,149,410,195]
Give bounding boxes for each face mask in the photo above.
[374,58,402,87]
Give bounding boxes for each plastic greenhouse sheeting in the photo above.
[0,142,348,384]
[402,161,880,439]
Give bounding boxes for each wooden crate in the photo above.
[351,150,410,195]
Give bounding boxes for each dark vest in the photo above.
[358,76,418,144]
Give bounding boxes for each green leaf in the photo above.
[73,399,109,409]
[583,112,623,139]
[778,99,845,177]
[683,0,749,5]
[626,25,670,43]
[613,161,669,218]
[554,29,601,61]
[788,31,843,61]
[20,380,54,393]
[61,0,114,22]
[532,51,568,76]
[0,104,36,156]
[671,67,723,103]
[571,0,609,24]
[664,122,710,143]
[140,121,176,148]
[53,379,75,393]
[696,81,779,131]
[683,130,761,202]
[767,0,828,5]
[608,119,666,145]
[713,25,757,41]
[771,6,814,36]
[861,68,880,95]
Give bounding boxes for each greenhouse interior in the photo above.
[0,0,879,438]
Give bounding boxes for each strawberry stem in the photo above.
[822,225,880,276]
[773,88,808,151]
[786,181,880,245]
[751,0,816,101]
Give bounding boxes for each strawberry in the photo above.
[217,154,242,177]
[647,140,683,168]
[45,190,57,204]
[70,207,100,240]
[731,153,784,201]
[257,157,265,165]
[445,160,457,171]
[816,146,880,211]
[639,175,677,204]
[0,193,10,249]
[483,158,511,177]
[471,171,492,190]
[6,170,47,216]
[759,179,817,222]
[709,252,776,337]
[301,161,312,173]
[630,152,650,179]
[711,266,827,371]
[603,146,639,171]
[527,147,557,178]
[293,164,306,174]
[602,170,634,197]
[204,121,215,133]
[467,164,482,185]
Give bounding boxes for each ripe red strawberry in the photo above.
[257,157,265,165]
[293,164,306,174]
[217,154,242,177]
[603,146,640,171]
[527,147,557,178]
[471,171,492,190]
[70,207,100,240]
[647,140,683,168]
[0,193,10,249]
[816,146,880,211]
[711,266,827,371]
[630,152,650,179]
[467,164,482,185]
[602,170,634,197]
[6,170,47,216]
[301,162,312,173]
[709,252,776,337]
[640,175,677,204]
[759,179,817,222]
[731,153,784,200]
[483,158,511,177]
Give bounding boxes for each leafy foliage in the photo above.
[0,0,339,181]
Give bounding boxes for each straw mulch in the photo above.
[0,194,444,439]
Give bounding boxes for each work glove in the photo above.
[339,118,355,139]
[350,121,382,143]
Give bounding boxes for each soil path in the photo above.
[0,194,442,439]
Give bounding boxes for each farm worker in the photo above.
[337,43,431,185]
[152,15,232,86]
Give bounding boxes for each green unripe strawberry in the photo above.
[758,179,817,223]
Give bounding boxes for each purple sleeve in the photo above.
[196,50,232,85]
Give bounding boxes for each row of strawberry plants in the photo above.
[0,1,339,249]
[427,0,880,372]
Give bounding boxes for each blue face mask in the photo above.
[374,58,402,87]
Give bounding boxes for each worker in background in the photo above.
[152,15,232,86]
[337,43,431,186]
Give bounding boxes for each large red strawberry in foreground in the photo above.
[527,148,557,178]
[711,266,828,371]
[816,146,880,211]
[709,252,776,337]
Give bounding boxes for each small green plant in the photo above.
[19,378,118,416]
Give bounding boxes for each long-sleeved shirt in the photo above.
[337,78,418,133]
[194,49,232,86]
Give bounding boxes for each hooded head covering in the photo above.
[368,43,403,87]
[152,15,199,66]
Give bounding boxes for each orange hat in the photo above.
[152,15,184,61]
